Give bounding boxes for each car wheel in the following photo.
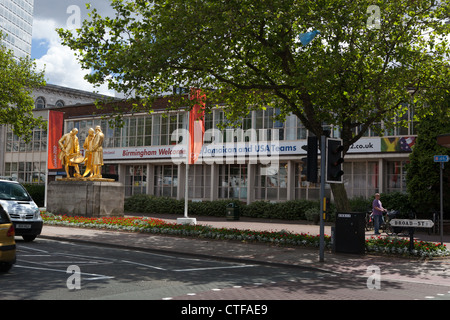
[22,235,37,242]
[0,263,13,272]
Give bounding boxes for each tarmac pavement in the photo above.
[38,213,450,288]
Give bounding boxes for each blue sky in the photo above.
[31,38,50,60]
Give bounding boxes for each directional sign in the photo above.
[434,155,449,163]
[390,219,434,228]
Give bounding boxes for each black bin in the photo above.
[334,212,365,254]
[226,203,240,221]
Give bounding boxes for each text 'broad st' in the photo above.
[390,219,434,228]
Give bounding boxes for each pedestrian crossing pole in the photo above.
[440,162,444,245]
[319,135,326,262]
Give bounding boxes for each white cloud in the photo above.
[32,18,114,97]
[32,19,60,44]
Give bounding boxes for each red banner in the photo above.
[47,110,64,169]
[189,88,206,164]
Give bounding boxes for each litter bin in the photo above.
[226,202,240,221]
[334,212,365,254]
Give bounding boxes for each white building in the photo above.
[0,87,417,202]
[0,0,33,58]
[0,83,113,181]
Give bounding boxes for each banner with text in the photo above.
[47,110,64,169]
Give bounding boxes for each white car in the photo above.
[0,179,42,242]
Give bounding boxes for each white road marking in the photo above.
[173,264,256,272]
[121,260,167,271]
[14,265,114,281]
[20,254,52,257]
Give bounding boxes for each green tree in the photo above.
[0,33,47,141]
[406,106,450,217]
[57,0,450,210]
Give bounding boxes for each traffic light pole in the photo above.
[319,135,326,262]
[440,162,444,245]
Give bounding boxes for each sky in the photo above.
[31,0,116,96]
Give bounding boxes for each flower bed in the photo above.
[42,213,167,231]
[41,213,331,248]
[366,236,449,258]
[41,213,450,257]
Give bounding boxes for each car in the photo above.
[0,179,42,242]
[0,204,16,272]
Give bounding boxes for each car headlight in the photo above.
[35,208,41,219]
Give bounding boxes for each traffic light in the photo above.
[326,138,344,183]
[301,136,318,183]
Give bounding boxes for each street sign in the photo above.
[434,155,449,162]
[390,219,434,228]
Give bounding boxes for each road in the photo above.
[1,237,450,303]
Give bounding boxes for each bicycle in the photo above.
[365,210,374,231]
[384,209,410,236]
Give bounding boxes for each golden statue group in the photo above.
[58,126,112,181]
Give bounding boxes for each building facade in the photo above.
[0,84,113,181]
[0,96,416,203]
[0,0,33,58]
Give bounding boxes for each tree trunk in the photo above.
[330,183,351,212]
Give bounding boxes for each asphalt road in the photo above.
[1,237,450,304]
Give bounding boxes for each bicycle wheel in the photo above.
[366,214,373,231]
[365,213,373,231]
[384,220,395,236]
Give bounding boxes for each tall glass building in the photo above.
[0,0,33,58]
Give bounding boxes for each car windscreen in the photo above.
[0,181,31,201]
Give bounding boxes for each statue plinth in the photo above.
[47,180,124,217]
[59,177,116,182]
[49,125,120,217]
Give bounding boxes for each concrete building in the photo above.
[0,94,416,203]
[0,0,33,59]
[0,83,113,181]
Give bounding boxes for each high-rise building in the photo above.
[0,0,33,58]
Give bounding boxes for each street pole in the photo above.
[319,135,326,262]
[184,111,190,219]
[440,162,444,245]
[184,160,189,218]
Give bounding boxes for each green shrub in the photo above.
[304,207,320,223]
[23,184,45,207]
[188,199,241,217]
[125,195,327,220]
[379,192,413,218]
[362,192,414,218]
[349,196,371,213]
[124,194,409,221]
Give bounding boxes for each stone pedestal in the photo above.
[47,180,124,217]
[177,217,197,225]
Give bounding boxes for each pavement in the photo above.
[38,213,450,288]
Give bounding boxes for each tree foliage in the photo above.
[406,106,450,217]
[59,0,450,141]
[0,33,46,141]
[57,0,450,209]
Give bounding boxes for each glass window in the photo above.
[154,165,178,198]
[124,165,147,197]
[386,160,408,193]
[144,116,152,146]
[218,164,247,200]
[153,114,161,145]
[128,118,136,147]
[340,161,380,199]
[255,163,287,201]
[4,161,45,184]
